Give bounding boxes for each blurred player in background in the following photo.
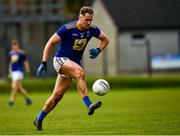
[34,6,109,130]
[8,39,32,106]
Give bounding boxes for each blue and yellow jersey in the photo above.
[9,50,26,72]
[56,20,101,65]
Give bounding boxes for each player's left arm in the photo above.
[89,31,109,59]
[22,50,30,73]
[97,31,109,51]
[24,60,30,73]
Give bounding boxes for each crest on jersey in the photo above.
[11,54,19,63]
[80,33,84,38]
[86,31,90,37]
[73,39,87,50]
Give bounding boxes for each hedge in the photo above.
[1,76,180,93]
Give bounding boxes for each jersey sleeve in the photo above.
[21,53,27,61]
[8,53,11,62]
[90,26,101,38]
[56,25,67,39]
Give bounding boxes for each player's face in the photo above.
[79,13,93,30]
[11,43,19,50]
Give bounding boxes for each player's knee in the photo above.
[75,69,85,80]
[12,84,18,91]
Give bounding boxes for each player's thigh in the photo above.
[17,81,23,90]
[12,80,19,90]
[60,60,85,79]
[52,75,72,96]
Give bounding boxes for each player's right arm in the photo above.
[8,53,12,78]
[36,33,61,77]
[42,25,67,62]
[37,25,67,77]
[42,33,61,62]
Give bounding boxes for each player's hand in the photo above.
[8,73,12,79]
[36,61,47,77]
[89,48,101,59]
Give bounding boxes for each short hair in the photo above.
[11,39,19,45]
[79,6,94,16]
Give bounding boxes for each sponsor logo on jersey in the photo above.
[11,54,19,63]
[73,39,87,50]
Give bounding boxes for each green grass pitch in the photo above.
[0,88,180,135]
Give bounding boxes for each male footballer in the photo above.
[8,39,32,106]
[33,6,109,130]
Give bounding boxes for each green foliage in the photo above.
[104,76,180,88]
[1,76,180,93]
